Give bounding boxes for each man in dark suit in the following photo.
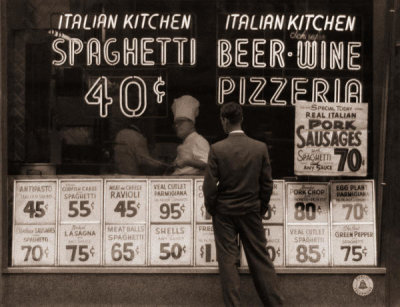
[203,102,283,307]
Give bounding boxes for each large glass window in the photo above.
[7,0,372,180]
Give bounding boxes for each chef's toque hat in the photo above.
[171,95,200,123]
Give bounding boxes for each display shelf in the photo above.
[4,266,387,274]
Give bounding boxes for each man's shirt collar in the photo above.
[229,129,244,134]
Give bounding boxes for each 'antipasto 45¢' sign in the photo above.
[294,101,368,176]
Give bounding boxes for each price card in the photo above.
[241,225,284,267]
[149,179,192,223]
[262,180,285,224]
[195,224,217,266]
[104,179,147,224]
[286,183,329,224]
[14,180,57,225]
[58,223,102,266]
[104,224,146,266]
[60,179,103,223]
[149,224,193,266]
[195,179,213,223]
[294,101,368,176]
[12,225,56,266]
[332,224,376,266]
[286,225,330,266]
[331,181,375,223]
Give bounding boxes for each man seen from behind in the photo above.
[203,102,284,307]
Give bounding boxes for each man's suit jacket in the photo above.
[203,132,273,216]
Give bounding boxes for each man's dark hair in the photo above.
[220,102,243,125]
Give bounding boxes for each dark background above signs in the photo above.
[7,0,372,179]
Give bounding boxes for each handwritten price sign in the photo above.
[262,180,285,224]
[12,225,56,266]
[104,180,148,224]
[195,179,213,223]
[331,224,376,266]
[150,224,193,266]
[294,102,368,176]
[149,179,192,223]
[195,224,217,266]
[60,180,103,223]
[104,224,146,266]
[286,225,330,266]
[58,224,102,265]
[331,181,375,223]
[286,183,329,224]
[14,180,57,225]
[241,226,284,267]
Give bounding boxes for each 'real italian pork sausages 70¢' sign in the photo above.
[294,101,368,176]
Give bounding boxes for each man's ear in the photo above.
[220,116,226,129]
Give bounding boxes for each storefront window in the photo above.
[6,0,377,269]
[7,0,372,179]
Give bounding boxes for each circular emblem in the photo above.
[353,275,373,296]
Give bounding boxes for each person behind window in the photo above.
[113,122,171,175]
[171,95,210,175]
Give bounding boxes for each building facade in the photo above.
[1,0,399,305]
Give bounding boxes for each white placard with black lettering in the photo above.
[331,181,375,224]
[286,183,329,224]
[12,225,56,266]
[195,224,217,266]
[262,180,285,224]
[58,223,102,266]
[331,224,376,266]
[294,101,368,176]
[60,179,103,223]
[149,179,192,223]
[149,224,193,266]
[286,224,330,266]
[241,225,284,267]
[14,180,57,225]
[195,179,213,223]
[104,179,148,224]
[104,224,146,266]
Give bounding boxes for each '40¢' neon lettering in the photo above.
[84,75,165,118]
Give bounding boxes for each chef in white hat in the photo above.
[171,95,210,175]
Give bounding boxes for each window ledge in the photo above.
[3,266,387,275]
